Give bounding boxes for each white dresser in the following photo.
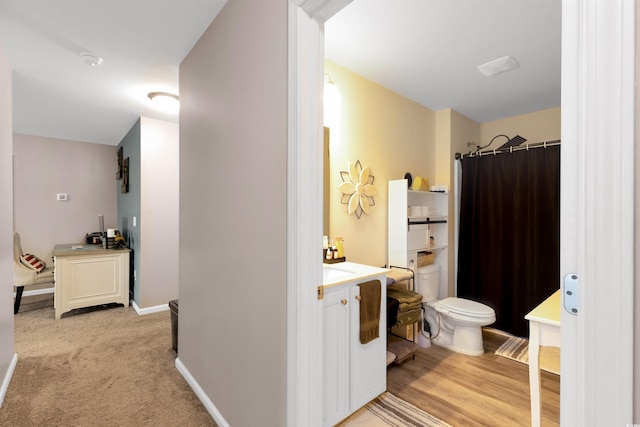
[53,244,130,319]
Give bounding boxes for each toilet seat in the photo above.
[435,297,495,319]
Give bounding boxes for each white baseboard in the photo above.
[131,300,169,316]
[0,353,18,407]
[175,357,229,427]
[14,287,54,298]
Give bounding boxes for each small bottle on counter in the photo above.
[326,247,333,259]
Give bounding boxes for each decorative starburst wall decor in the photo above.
[338,160,377,219]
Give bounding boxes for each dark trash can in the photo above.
[169,299,179,353]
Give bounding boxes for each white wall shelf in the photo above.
[388,179,449,299]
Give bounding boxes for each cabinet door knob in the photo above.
[341,299,347,305]
[355,295,362,301]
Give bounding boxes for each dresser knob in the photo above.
[341,299,347,305]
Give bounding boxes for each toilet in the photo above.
[416,264,496,356]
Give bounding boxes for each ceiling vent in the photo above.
[477,56,519,77]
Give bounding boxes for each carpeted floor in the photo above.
[0,305,216,427]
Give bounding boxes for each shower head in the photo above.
[497,135,527,150]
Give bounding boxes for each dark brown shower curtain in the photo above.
[457,146,560,337]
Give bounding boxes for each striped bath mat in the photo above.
[338,392,451,427]
[495,336,560,375]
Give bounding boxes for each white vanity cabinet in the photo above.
[388,179,449,298]
[322,263,387,427]
[322,285,350,425]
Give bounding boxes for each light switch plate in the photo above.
[133,216,136,227]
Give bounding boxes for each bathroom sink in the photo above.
[322,266,357,284]
[321,262,390,288]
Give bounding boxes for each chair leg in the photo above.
[14,286,24,314]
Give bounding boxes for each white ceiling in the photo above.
[0,0,226,145]
[0,0,561,147]
[325,0,561,124]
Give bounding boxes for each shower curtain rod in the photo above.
[454,139,561,160]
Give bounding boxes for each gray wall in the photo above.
[0,41,15,402]
[13,134,117,264]
[117,120,141,303]
[117,117,179,309]
[178,0,288,424]
[139,117,179,308]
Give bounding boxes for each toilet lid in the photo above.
[437,297,495,317]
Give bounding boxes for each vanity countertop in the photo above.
[322,261,388,289]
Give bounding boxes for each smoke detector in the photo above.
[79,52,103,67]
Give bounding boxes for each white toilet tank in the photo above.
[416,264,440,302]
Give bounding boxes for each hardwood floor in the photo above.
[386,329,560,427]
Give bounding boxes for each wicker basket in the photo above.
[417,251,434,267]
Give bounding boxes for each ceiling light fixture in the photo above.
[79,52,103,67]
[147,92,180,114]
[477,55,519,77]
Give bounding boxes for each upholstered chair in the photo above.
[13,232,54,314]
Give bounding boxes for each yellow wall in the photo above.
[480,107,561,147]
[325,61,436,267]
[435,109,481,294]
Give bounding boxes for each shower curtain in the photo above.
[456,145,560,337]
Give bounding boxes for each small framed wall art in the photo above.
[116,146,123,179]
[121,157,129,193]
